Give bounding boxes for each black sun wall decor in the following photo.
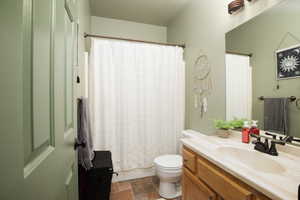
[276,44,300,80]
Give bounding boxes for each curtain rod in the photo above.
[84,33,185,49]
[226,51,253,57]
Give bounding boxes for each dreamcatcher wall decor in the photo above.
[193,52,213,118]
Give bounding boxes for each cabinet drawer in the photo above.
[183,147,196,173]
[183,167,217,200]
[197,156,253,200]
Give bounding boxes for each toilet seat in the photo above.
[156,166,182,174]
[154,155,182,170]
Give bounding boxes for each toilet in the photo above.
[154,154,183,199]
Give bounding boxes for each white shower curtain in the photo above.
[89,38,185,173]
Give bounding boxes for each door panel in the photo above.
[23,0,56,176]
[65,10,75,133]
[65,164,77,200]
[32,0,53,149]
[0,0,78,199]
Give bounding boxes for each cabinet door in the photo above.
[183,147,197,173]
[183,168,217,200]
[197,156,253,200]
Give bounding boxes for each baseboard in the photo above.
[112,167,155,182]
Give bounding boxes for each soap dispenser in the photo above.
[250,120,260,136]
[242,121,250,143]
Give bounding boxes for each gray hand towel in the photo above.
[264,98,289,135]
[77,98,95,170]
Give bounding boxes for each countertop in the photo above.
[181,129,300,200]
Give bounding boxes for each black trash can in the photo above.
[79,151,114,200]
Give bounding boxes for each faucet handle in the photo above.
[271,140,285,145]
[265,132,277,140]
[284,136,300,144]
[279,136,283,141]
[293,138,300,143]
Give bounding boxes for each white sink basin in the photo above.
[217,147,286,174]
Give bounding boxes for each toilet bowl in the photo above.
[154,155,182,199]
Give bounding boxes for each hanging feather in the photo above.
[193,52,213,118]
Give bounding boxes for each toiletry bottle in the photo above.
[250,120,260,136]
[242,121,250,143]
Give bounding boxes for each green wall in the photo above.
[167,0,227,134]
[167,0,286,134]
[226,0,300,137]
[91,16,167,43]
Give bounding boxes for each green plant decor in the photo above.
[229,118,248,129]
[213,120,233,130]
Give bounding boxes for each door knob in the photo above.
[74,139,86,150]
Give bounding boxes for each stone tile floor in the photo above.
[110,176,181,200]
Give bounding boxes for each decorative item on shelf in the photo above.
[213,118,248,138]
[193,51,213,118]
[213,120,233,138]
[228,0,245,14]
[230,118,248,131]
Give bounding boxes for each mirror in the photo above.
[225,0,300,139]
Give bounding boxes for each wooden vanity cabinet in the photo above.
[182,146,272,200]
[183,167,217,200]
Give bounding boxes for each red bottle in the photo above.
[242,121,250,143]
[250,120,260,136]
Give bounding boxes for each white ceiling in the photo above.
[271,0,300,14]
[90,0,190,26]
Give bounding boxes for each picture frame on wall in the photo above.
[276,44,300,80]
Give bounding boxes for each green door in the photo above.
[0,0,79,199]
